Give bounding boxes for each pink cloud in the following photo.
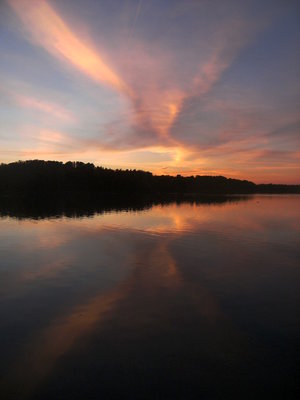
[14,93,75,122]
[8,0,130,95]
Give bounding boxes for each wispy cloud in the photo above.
[8,0,253,145]
[4,0,300,183]
[14,93,75,122]
[8,0,130,94]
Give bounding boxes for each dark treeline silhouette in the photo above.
[0,160,299,197]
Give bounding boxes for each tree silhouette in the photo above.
[0,160,299,197]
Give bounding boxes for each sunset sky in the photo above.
[0,0,299,183]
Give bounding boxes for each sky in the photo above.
[0,0,299,183]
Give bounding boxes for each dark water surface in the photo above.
[0,195,299,399]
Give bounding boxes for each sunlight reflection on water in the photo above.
[0,195,299,399]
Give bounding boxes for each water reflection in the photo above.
[0,195,299,399]
[0,193,250,220]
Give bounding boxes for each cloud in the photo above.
[4,0,300,183]
[8,0,254,147]
[14,93,75,122]
[8,0,130,94]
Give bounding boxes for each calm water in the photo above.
[0,195,299,399]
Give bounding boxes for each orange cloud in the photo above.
[8,0,249,147]
[134,90,184,140]
[120,19,252,143]
[8,0,130,94]
[7,1,297,183]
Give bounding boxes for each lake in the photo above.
[0,195,299,399]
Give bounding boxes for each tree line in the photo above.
[0,160,299,195]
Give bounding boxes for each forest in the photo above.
[0,160,299,195]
